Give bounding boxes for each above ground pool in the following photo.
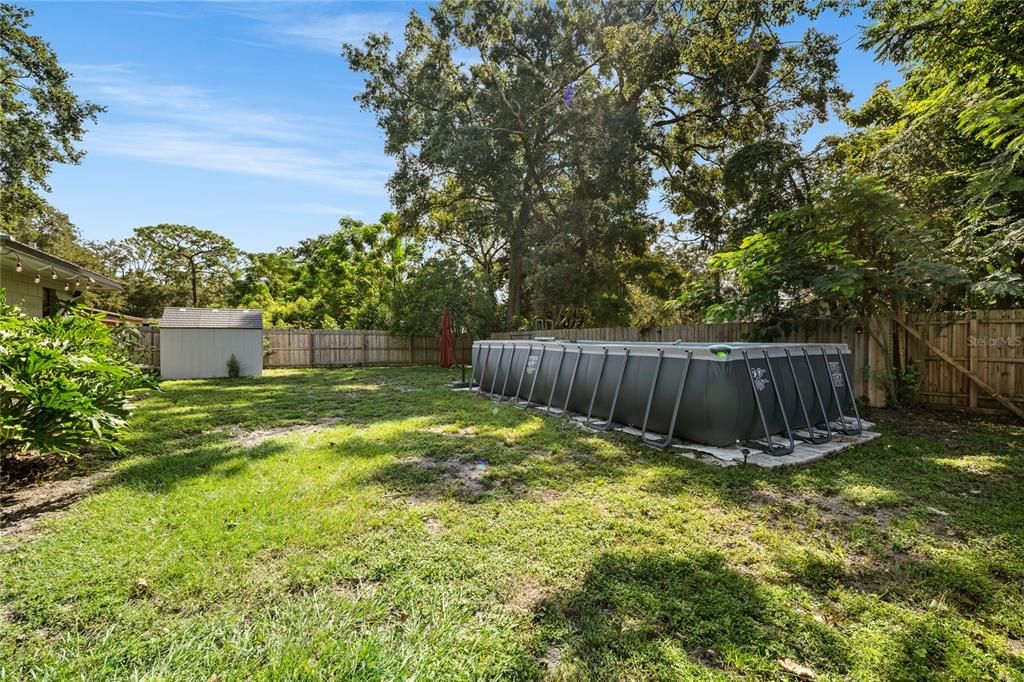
[470,339,861,456]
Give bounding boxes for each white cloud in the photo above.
[87,126,389,193]
[68,64,391,193]
[71,64,306,142]
[278,12,409,53]
[224,4,413,54]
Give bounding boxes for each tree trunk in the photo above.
[506,202,530,327]
[190,260,198,306]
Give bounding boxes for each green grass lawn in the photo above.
[2,367,1023,680]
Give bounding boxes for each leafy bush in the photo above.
[0,291,156,460]
[227,353,240,378]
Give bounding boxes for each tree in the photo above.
[134,225,239,307]
[295,213,420,328]
[844,0,1024,306]
[390,255,497,337]
[345,0,660,327]
[346,0,849,328]
[709,176,963,321]
[421,180,508,305]
[0,3,103,224]
[2,198,98,266]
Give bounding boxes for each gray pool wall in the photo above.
[471,340,856,447]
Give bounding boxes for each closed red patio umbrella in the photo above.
[439,307,455,368]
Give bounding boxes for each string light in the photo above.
[63,281,70,292]
[34,273,41,284]
[50,268,57,280]
[15,259,22,273]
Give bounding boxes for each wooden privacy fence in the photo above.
[129,310,1022,415]
[263,329,472,368]
[490,310,1024,416]
[134,328,472,369]
[137,326,160,368]
[902,309,1024,416]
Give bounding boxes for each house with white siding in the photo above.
[0,234,122,317]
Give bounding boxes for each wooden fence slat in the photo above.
[895,316,1024,420]
[137,328,472,370]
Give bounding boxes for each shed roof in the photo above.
[160,307,263,329]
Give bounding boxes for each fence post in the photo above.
[409,335,415,365]
[362,331,367,367]
[968,312,978,410]
[308,331,314,368]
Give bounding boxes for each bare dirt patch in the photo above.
[424,517,444,535]
[528,489,565,504]
[747,488,903,527]
[332,578,380,601]
[540,643,564,675]
[221,418,343,448]
[402,456,491,501]
[1,470,113,538]
[421,425,480,438]
[508,576,550,613]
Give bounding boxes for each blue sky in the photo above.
[29,2,900,253]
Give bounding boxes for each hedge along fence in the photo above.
[489,310,1024,416]
[134,328,473,370]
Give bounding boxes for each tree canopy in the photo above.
[0,3,103,226]
[3,0,1020,335]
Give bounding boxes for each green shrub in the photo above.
[227,353,240,378]
[0,291,157,460]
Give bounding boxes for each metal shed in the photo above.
[159,308,263,379]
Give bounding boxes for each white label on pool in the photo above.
[828,361,845,387]
[750,367,769,391]
[526,354,539,375]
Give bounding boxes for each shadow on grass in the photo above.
[644,408,1024,544]
[111,440,290,493]
[533,550,849,678]
[113,367,662,498]
[119,369,1024,533]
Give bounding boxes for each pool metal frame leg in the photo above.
[800,348,832,443]
[515,344,546,408]
[822,346,862,435]
[641,349,692,450]
[510,343,534,405]
[583,347,630,432]
[784,349,830,444]
[484,344,504,398]
[542,346,567,414]
[741,350,795,456]
[547,347,583,417]
[472,343,490,393]
[492,344,516,402]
